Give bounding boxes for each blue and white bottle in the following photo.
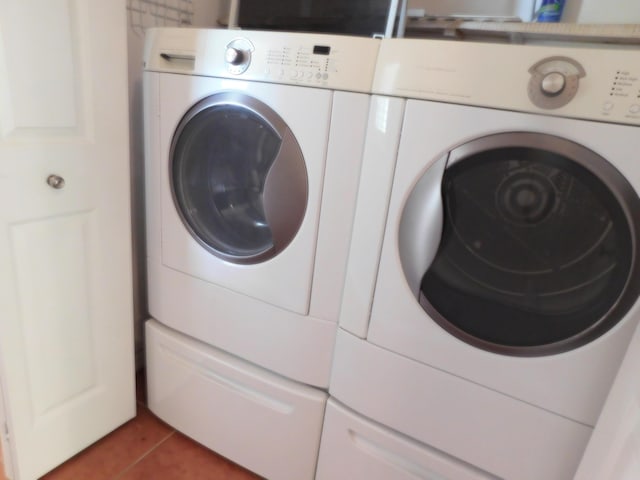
[536,0,566,22]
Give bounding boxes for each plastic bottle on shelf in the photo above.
[536,0,566,22]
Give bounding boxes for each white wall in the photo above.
[126,0,229,367]
[406,0,538,21]
[533,0,640,22]
[407,0,640,22]
[573,0,640,23]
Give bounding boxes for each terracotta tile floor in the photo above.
[0,371,262,480]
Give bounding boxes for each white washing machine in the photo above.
[317,39,640,480]
[142,28,379,480]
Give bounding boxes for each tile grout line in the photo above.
[111,430,176,480]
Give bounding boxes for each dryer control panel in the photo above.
[372,39,640,126]
[144,27,380,94]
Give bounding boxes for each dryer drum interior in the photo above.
[417,133,640,356]
[169,92,308,265]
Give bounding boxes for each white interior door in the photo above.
[0,1,135,479]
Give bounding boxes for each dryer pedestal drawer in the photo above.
[317,399,499,480]
[330,330,594,480]
[145,319,327,480]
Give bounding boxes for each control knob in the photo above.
[224,38,254,74]
[527,56,585,110]
[541,72,566,96]
[225,47,244,65]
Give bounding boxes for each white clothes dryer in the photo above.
[143,28,379,480]
[318,39,640,480]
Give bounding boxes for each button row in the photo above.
[265,68,329,81]
[602,101,640,114]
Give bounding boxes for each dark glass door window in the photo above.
[170,93,308,264]
[418,134,640,355]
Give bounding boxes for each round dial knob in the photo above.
[225,47,244,65]
[541,72,566,96]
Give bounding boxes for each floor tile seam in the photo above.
[110,430,176,480]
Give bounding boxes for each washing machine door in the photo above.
[170,92,308,264]
[400,132,640,356]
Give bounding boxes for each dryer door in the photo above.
[170,92,308,264]
[400,132,640,356]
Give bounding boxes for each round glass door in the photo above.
[410,133,640,356]
[170,93,308,264]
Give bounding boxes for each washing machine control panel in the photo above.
[527,56,585,110]
[144,28,379,94]
[218,32,379,93]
